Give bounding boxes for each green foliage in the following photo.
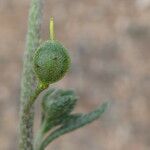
[33,88,108,150]
[42,88,77,121]
[21,1,109,149]
[39,101,108,150]
[33,40,71,85]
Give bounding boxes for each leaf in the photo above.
[42,88,62,102]
[42,90,78,120]
[40,88,78,133]
[43,114,82,133]
[39,102,108,150]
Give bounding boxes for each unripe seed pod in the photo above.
[33,40,71,84]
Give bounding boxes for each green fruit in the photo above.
[33,40,71,84]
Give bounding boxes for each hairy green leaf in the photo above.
[39,102,108,150]
[42,90,77,120]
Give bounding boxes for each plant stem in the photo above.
[19,0,43,149]
[33,120,46,150]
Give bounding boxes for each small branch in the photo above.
[33,120,47,150]
[19,0,43,149]
[23,83,47,114]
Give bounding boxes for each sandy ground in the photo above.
[0,0,150,150]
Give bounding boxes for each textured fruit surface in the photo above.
[33,41,71,84]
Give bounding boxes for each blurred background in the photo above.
[0,0,150,150]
